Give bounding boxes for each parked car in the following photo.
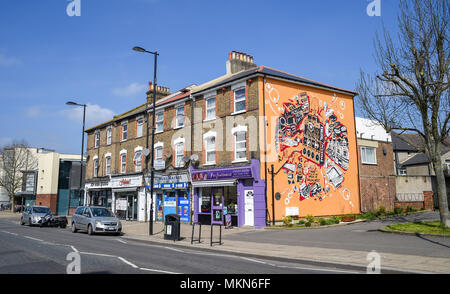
[71,206,122,236]
[20,206,56,226]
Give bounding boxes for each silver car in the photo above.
[71,206,122,235]
[20,206,51,226]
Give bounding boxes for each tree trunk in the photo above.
[433,158,450,227]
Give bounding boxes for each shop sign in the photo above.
[111,175,142,188]
[191,166,253,181]
[154,182,188,189]
[87,180,111,189]
[164,201,176,207]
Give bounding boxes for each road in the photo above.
[224,211,450,258]
[0,217,365,274]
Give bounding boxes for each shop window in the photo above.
[199,188,211,213]
[225,186,238,214]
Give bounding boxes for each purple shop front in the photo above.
[190,159,266,229]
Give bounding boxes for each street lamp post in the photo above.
[66,101,86,212]
[133,46,158,236]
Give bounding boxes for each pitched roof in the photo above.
[391,132,418,152]
[191,65,357,96]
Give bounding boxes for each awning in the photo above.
[191,180,237,188]
[112,187,139,193]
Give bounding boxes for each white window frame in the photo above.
[106,126,112,145]
[155,111,164,133]
[104,154,111,176]
[175,143,184,168]
[204,91,217,121]
[232,81,247,114]
[360,146,377,165]
[121,121,128,141]
[134,151,143,172]
[175,105,185,128]
[203,131,217,165]
[94,130,100,148]
[120,150,127,174]
[136,116,144,138]
[93,156,99,177]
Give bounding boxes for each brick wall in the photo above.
[358,140,396,212]
[35,194,58,213]
[394,191,434,210]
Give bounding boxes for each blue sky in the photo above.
[0,0,399,154]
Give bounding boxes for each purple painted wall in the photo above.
[191,159,266,228]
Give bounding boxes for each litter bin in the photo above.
[164,214,181,241]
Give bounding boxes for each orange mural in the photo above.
[259,77,360,219]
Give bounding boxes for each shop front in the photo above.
[110,174,144,221]
[191,159,266,228]
[152,173,190,223]
[84,177,112,209]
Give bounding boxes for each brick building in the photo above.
[84,51,361,227]
[355,117,396,212]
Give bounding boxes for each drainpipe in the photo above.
[262,75,269,225]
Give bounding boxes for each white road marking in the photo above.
[139,267,181,274]
[23,236,43,242]
[164,246,184,253]
[116,239,127,244]
[70,246,79,253]
[118,257,139,268]
[79,252,116,258]
[1,230,18,236]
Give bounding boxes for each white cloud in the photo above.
[0,52,22,67]
[112,83,146,97]
[25,106,42,118]
[61,104,115,128]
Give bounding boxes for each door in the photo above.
[156,193,163,221]
[211,187,224,225]
[244,190,254,226]
[80,207,91,230]
[126,195,137,220]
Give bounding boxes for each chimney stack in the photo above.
[226,51,256,74]
[147,81,171,104]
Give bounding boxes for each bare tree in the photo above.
[0,141,38,212]
[357,0,449,227]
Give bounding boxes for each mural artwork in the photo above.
[273,89,352,207]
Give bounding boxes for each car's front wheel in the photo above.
[87,224,94,236]
[20,218,24,225]
[71,222,78,233]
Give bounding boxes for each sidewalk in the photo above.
[120,220,450,274]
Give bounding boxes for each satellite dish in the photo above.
[190,154,199,161]
[143,149,150,157]
[182,156,190,163]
